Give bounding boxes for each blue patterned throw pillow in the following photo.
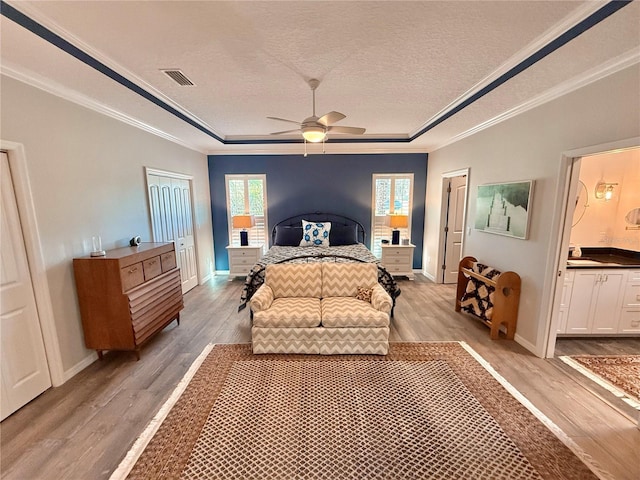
[299,220,331,247]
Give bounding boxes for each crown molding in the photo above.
[1,64,208,154]
[430,48,640,153]
[409,1,613,138]
[206,143,429,156]
[3,0,223,142]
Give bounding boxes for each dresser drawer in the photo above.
[160,251,177,272]
[143,256,162,281]
[618,309,640,333]
[623,283,640,306]
[628,270,640,282]
[121,262,144,291]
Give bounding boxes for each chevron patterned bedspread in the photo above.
[238,244,401,311]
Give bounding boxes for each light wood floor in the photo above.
[2,275,639,479]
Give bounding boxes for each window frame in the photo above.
[371,173,414,257]
[225,174,268,249]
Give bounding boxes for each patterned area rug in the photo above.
[111,343,609,480]
[559,355,640,408]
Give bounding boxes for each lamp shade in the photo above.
[232,215,255,229]
[387,214,408,229]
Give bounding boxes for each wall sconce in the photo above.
[594,181,618,201]
[385,214,408,244]
[232,214,255,246]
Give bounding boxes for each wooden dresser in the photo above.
[73,242,183,359]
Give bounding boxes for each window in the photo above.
[225,174,268,249]
[371,173,413,257]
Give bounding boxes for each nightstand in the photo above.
[381,244,415,280]
[226,245,263,279]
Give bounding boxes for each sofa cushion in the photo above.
[265,263,322,298]
[321,263,378,298]
[321,297,389,328]
[253,297,321,328]
[371,284,393,314]
[252,326,389,355]
[249,284,274,312]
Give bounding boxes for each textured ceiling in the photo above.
[1,1,639,154]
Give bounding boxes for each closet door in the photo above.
[1,153,51,420]
[147,173,198,293]
[171,178,197,292]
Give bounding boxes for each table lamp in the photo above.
[386,214,408,245]
[232,215,255,246]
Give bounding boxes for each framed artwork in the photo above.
[474,180,534,240]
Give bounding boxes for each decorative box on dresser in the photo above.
[226,245,263,279]
[73,242,183,360]
[380,243,415,280]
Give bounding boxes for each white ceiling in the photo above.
[1,1,639,155]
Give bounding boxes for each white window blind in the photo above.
[225,174,268,249]
[371,173,413,257]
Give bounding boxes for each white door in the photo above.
[1,153,51,420]
[442,175,467,283]
[147,173,198,293]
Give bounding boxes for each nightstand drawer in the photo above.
[383,248,412,259]
[385,264,408,274]
[382,252,412,263]
[229,250,260,261]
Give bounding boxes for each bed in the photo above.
[238,212,402,314]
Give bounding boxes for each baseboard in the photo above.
[63,352,98,383]
[514,333,543,358]
[422,270,437,282]
[217,270,230,275]
[200,273,212,283]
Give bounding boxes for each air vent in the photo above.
[161,69,195,86]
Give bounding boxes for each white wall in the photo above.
[424,64,640,356]
[1,76,214,377]
[571,149,640,251]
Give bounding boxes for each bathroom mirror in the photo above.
[572,181,589,227]
[625,208,640,225]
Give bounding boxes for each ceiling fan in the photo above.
[267,78,366,144]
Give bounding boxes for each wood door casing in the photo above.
[147,173,197,293]
[1,153,51,420]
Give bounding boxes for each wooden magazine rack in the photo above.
[455,256,521,339]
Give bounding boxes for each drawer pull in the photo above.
[148,260,157,265]
[128,267,138,273]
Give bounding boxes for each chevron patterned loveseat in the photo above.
[250,263,392,355]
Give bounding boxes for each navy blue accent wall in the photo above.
[208,153,427,270]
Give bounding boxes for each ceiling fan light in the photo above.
[302,126,326,143]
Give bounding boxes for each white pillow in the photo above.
[300,220,331,247]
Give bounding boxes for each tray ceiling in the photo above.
[1,1,639,154]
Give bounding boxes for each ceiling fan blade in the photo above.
[327,125,366,135]
[267,116,301,125]
[317,111,346,126]
[270,129,301,135]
